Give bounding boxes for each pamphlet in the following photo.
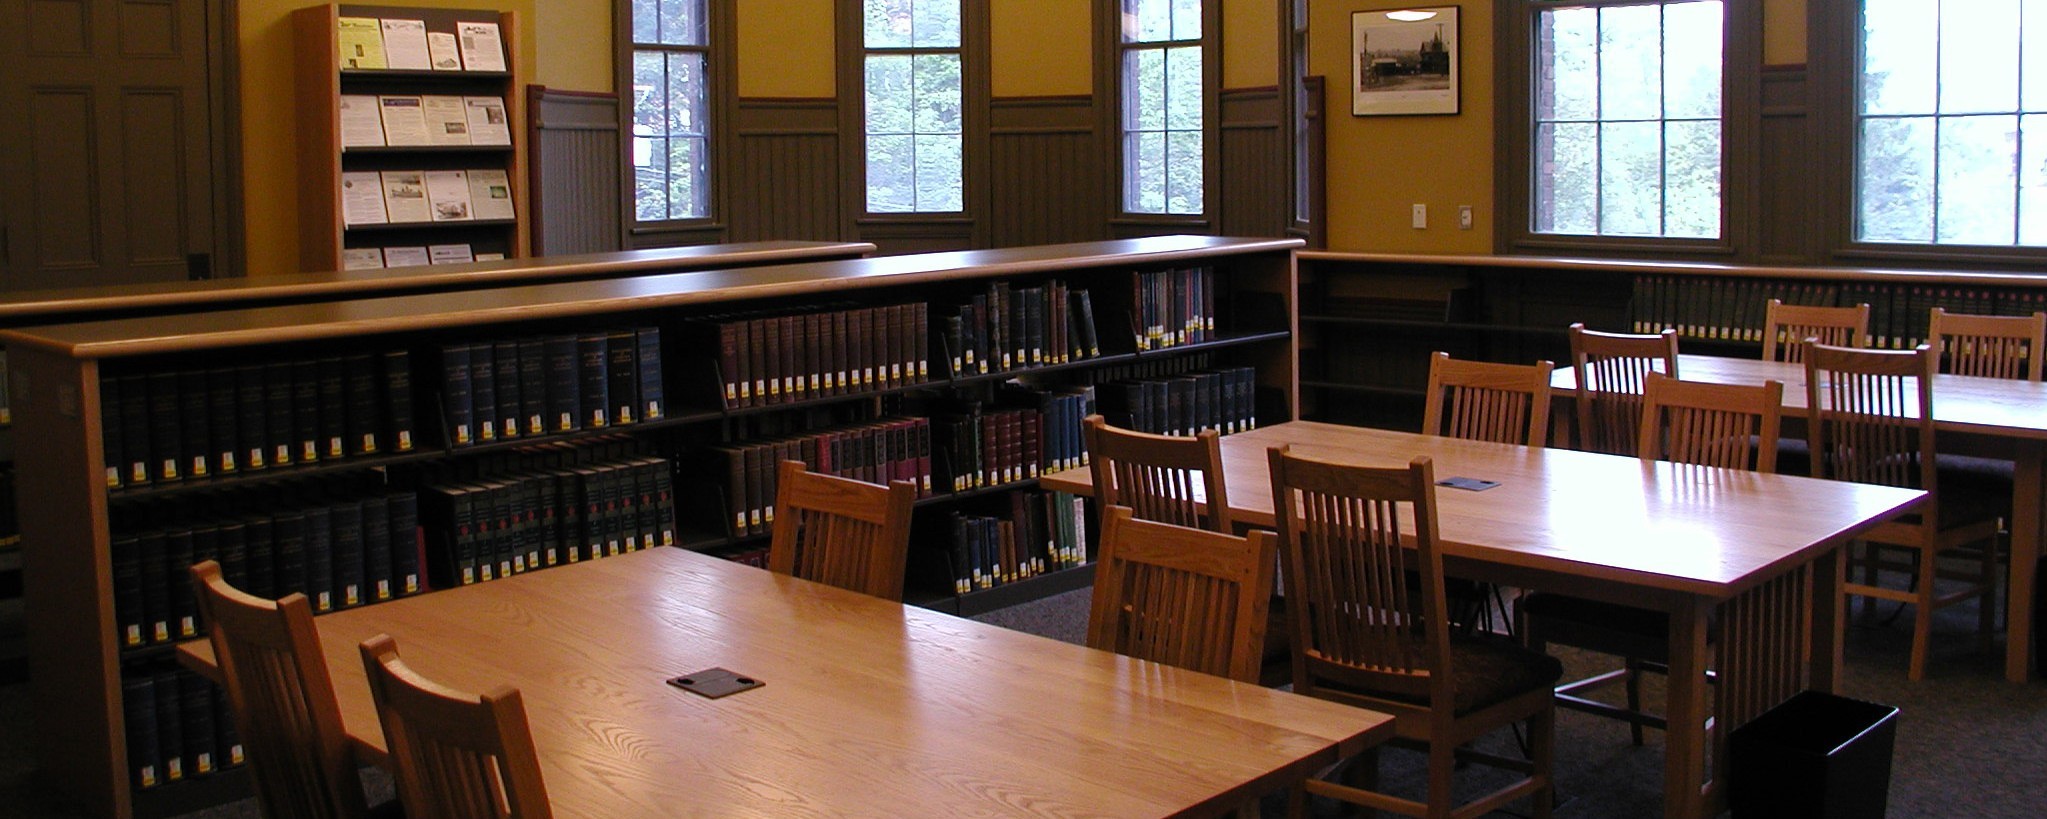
[429,244,476,265]
[423,170,474,221]
[464,97,511,145]
[382,246,431,268]
[337,17,387,70]
[379,19,432,70]
[377,96,431,146]
[339,95,385,147]
[380,170,432,223]
[341,247,385,270]
[457,21,506,72]
[466,169,516,220]
[340,172,388,225]
[428,32,463,70]
[421,95,471,145]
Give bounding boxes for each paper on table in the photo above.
[341,248,385,270]
[379,171,431,223]
[427,32,463,70]
[379,19,431,70]
[463,97,510,145]
[337,17,386,70]
[339,95,385,147]
[341,172,388,225]
[457,21,506,72]
[423,170,473,221]
[421,96,470,146]
[378,96,431,146]
[466,169,516,221]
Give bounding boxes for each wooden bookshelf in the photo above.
[0,235,1300,818]
[294,4,529,273]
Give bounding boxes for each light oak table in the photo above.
[180,546,1391,818]
[1041,420,1925,819]
[1554,353,2047,683]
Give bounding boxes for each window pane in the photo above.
[1125,0,1171,43]
[632,0,659,44]
[1125,130,1166,212]
[667,53,706,136]
[868,134,915,212]
[635,136,669,221]
[912,0,961,47]
[627,3,712,225]
[658,0,706,46]
[912,54,962,134]
[1664,2,1720,119]
[1861,0,1937,116]
[1601,121,1663,235]
[2025,0,2047,110]
[1857,116,1936,242]
[1941,0,2021,115]
[915,134,963,210]
[1166,130,1203,214]
[866,55,913,133]
[1664,120,1721,238]
[1599,4,1663,121]
[1125,49,1166,130]
[632,51,666,137]
[1936,115,2018,244]
[668,137,708,218]
[866,0,912,48]
[1165,46,1202,130]
[1537,7,1598,122]
[2018,113,2047,243]
[1171,0,1201,40]
[1536,123,1599,234]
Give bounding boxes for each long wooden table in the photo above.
[1040,421,1926,819]
[179,546,1392,818]
[1553,354,2047,683]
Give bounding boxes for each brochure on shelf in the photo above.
[341,248,385,270]
[456,21,506,72]
[382,246,430,267]
[467,169,516,220]
[339,95,385,147]
[379,19,432,70]
[341,173,389,226]
[429,244,476,265]
[421,95,471,146]
[428,32,463,70]
[380,170,433,223]
[336,17,386,69]
[377,96,432,146]
[463,97,511,145]
[423,170,474,221]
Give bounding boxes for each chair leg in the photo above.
[1624,659,1645,746]
[1531,709,1556,819]
[1859,541,1881,624]
[1427,739,1457,819]
[1910,548,1937,681]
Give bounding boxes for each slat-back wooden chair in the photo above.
[1268,448,1556,819]
[1928,307,2045,381]
[1761,299,1869,363]
[1569,323,1680,456]
[1085,506,1275,684]
[1422,352,1555,447]
[1083,414,1231,532]
[359,635,552,819]
[1805,343,2001,680]
[190,560,373,819]
[767,460,918,601]
[1520,374,1783,744]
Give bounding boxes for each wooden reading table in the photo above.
[179,546,1392,818]
[1040,420,1925,819]
[1554,354,2047,683]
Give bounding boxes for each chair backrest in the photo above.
[1085,506,1275,683]
[1762,299,1870,363]
[1570,323,1680,456]
[359,635,551,819]
[1802,342,1937,494]
[1928,307,2045,382]
[1421,352,1555,446]
[1637,373,1784,473]
[190,560,369,819]
[1267,447,1450,708]
[767,460,918,600]
[1083,414,1232,532]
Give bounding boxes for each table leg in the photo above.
[2010,442,2043,683]
[1664,597,1710,819]
[1811,545,1844,692]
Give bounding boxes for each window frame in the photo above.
[1494,0,1760,258]
[836,0,991,240]
[1812,0,2047,268]
[1097,0,1221,232]
[615,0,735,243]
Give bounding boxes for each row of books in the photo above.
[340,168,516,226]
[1629,275,2047,348]
[709,418,933,537]
[419,456,675,588]
[340,94,510,148]
[945,491,1090,595]
[100,352,415,489]
[343,242,504,270]
[693,303,929,410]
[1133,267,1219,351]
[111,491,422,649]
[1094,367,1260,437]
[336,15,505,72]
[122,665,241,789]
[932,408,1041,495]
[939,281,1102,378]
[436,328,663,447]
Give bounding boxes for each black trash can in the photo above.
[1728,690,1899,819]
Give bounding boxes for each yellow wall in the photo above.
[1764,0,1805,66]
[993,0,1091,97]
[737,0,836,98]
[536,0,614,91]
[1222,0,1277,89]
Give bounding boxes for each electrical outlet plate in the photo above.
[1411,204,1427,229]
[1458,205,1474,230]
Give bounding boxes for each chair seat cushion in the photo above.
[1323,635,1562,717]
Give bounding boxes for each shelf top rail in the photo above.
[0,241,876,324]
[1,235,1302,360]
[1298,250,2047,288]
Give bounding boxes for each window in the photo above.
[627,0,711,222]
[861,0,964,213]
[1116,0,1206,216]
[1527,0,1725,239]
[1854,0,2047,246]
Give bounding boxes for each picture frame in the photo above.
[1351,6,1460,116]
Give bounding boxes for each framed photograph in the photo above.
[1352,7,1460,116]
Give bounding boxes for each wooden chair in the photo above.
[767,460,918,601]
[1761,299,1869,363]
[190,560,375,819]
[1083,414,1231,532]
[1568,323,1680,456]
[1085,506,1275,683]
[1519,373,1783,744]
[1928,307,2044,381]
[1422,352,1555,446]
[359,634,551,819]
[1805,343,2002,680]
[1268,448,1557,819]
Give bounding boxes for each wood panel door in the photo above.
[0,0,232,291]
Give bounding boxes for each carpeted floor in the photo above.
[2,583,2043,818]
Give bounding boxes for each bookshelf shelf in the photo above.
[341,217,520,234]
[342,144,516,156]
